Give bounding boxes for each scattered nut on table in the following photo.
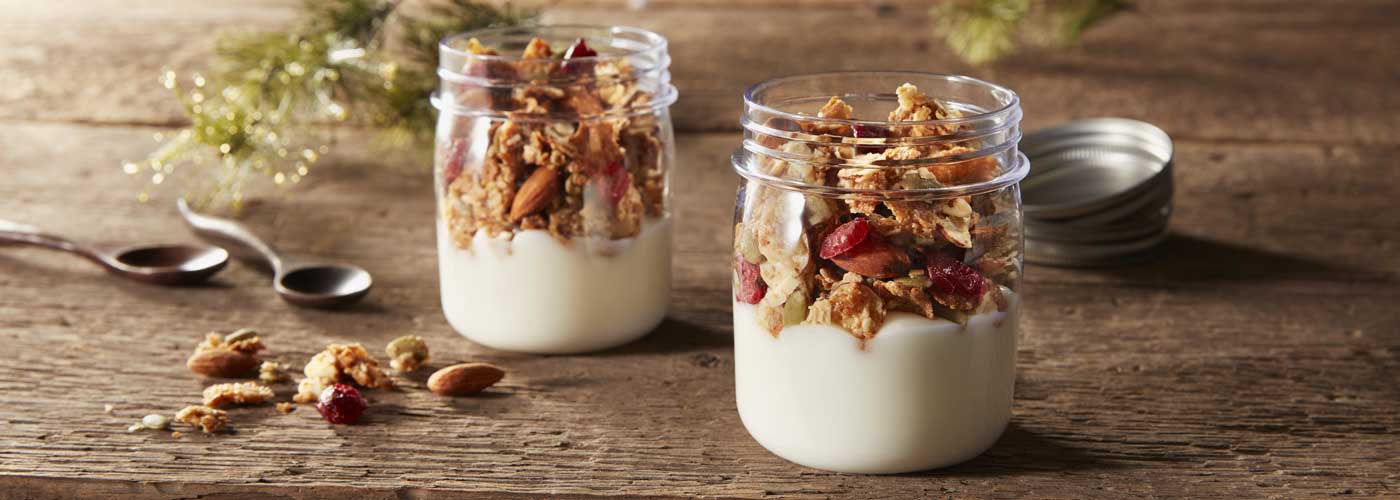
[187,330,266,378]
[427,363,504,397]
[385,335,430,373]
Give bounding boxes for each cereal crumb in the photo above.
[202,382,275,408]
[386,335,430,373]
[127,422,145,433]
[259,361,289,384]
[171,431,183,439]
[276,402,296,414]
[174,405,228,433]
[294,343,393,403]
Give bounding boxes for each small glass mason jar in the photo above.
[731,72,1026,473]
[432,26,678,354]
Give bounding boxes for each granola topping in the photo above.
[736,83,1022,341]
[440,37,668,247]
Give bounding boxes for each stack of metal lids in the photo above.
[1020,118,1174,266]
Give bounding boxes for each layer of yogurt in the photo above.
[734,293,1018,474]
[437,217,671,354]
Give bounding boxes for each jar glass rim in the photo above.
[732,150,1030,199]
[439,24,670,70]
[742,71,1021,128]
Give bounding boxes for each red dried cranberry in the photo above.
[597,160,630,207]
[559,37,598,76]
[316,384,367,425]
[850,123,888,154]
[819,217,872,259]
[735,256,766,304]
[926,252,987,299]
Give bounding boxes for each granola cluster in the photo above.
[293,343,394,403]
[440,37,666,247]
[735,83,1022,341]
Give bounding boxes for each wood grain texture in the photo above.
[1,0,1398,498]
[1,124,1397,499]
[3,0,1399,142]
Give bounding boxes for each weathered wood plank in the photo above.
[0,122,1397,498]
[3,0,1399,143]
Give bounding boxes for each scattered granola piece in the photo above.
[174,405,228,434]
[171,431,183,439]
[127,422,144,433]
[202,382,275,409]
[385,335,430,373]
[258,361,289,384]
[103,404,115,414]
[276,402,296,414]
[294,344,394,403]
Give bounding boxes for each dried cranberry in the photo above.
[559,37,598,76]
[819,217,872,259]
[850,124,888,154]
[735,257,766,304]
[926,252,987,299]
[597,160,631,207]
[316,384,367,425]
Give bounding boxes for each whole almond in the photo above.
[427,363,504,397]
[830,240,910,279]
[509,167,558,221]
[187,349,261,378]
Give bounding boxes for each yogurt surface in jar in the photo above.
[734,296,1018,474]
[438,217,671,354]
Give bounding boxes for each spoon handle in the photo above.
[176,199,284,274]
[0,219,106,265]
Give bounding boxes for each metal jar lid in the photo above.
[1020,118,1174,266]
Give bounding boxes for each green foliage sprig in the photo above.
[127,0,529,210]
[932,0,1128,65]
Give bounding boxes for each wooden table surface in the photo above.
[2,1,1398,498]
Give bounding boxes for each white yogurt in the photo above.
[437,217,671,354]
[734,294,1018,474]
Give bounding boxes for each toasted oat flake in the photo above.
[259,361,289,384]
[202,382,275,408]
[174,405,228,433]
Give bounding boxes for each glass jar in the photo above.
[731,72,1026,473]
[432,26,677,354]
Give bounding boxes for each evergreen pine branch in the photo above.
[128,0,529,211]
